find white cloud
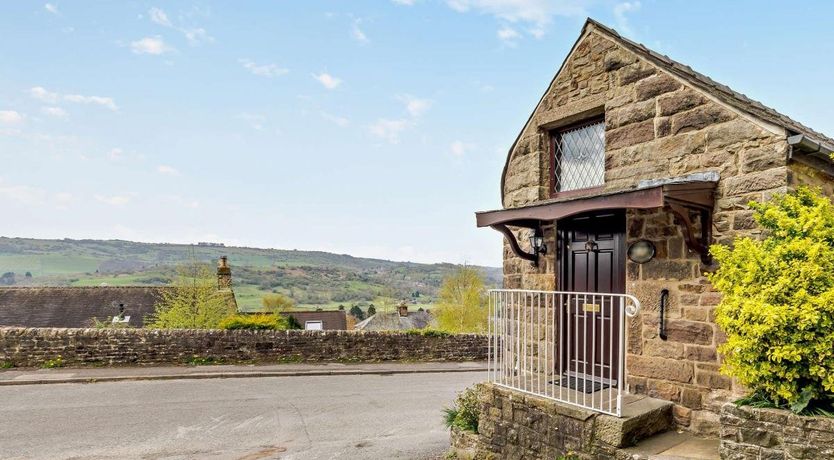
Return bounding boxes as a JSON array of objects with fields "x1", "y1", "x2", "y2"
[
  {"x1": 183, "y1": 28, "x2": 213, "y2": 45},
  {"x1": 450, "y1": 140, "x2": 475, "y2": 157},
  {"x1": 236, "y1": 113, "x2": 266, "y2": 131},
  {"x1": 0, "y1": 179, "x2": 73, "y2": 209},
  {"x1": 445, "y1": 0, "x2": 587, "y2": 39},
  {"x1": 312, "y1": 73, "x2": 342, "y2": 90},
  {"x1": 321, "y1": 112, "x2": 350, "y2": 127},
  {"x1": 369, "y1": 118, "x2": 410, "y2": 144},
  {"x1": 63, "y1": 93, "x2": 118, "y2": 111},
  {"x1": 107, "y1": 148, "x2": 124, "y2": 161},
  {"x1": 29, "y1": 86, "x2": 59, "y2": 103},
  {"x1": 392, "y1": 0, "x2": 416, "y2": 4},
  {"x1": 149, "y1": 7, "x2": 172, "y2": 27},
  {"x1": 0, "y1": 111, "x2": 24, "y2": 124},
  {"x1": 42, "y1": 107, "x2": 67, "y2": 118},
  {"x1": 398, "y1": 94, "x2": 432, "y2": 117},
  {"x1": 29, "y1": 86, "x2": 117, "y2": 111},
  {"x1": 497, "y1": 26, "x2": 521, "y2": 43},
  {"x1": 147, "y1": 7, "x2": 214, "y2": 45},
  {"x1": 613, "y1": 1, "x2": 641, "y2": 37},
  {"x1": 157, "y1": 165, "x2": 180, "y2": 176},
  {"x1": 95, "y1": 194, "x2": 132, "y2": 206},
  {"x1": 44, "y1": 3, "x2": 58, "y2": 14},
  {"x1": 239, "y1": 59, "x2": 289, "y2": 78},
  {"x1": 131, "y1": 36, "x2": 172, "y2": 55},
  {"x1": 351, "y1": 20, "x2": 369, "y2": 44}
]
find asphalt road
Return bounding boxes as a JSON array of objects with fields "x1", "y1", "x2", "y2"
[{"x1": 0, "y1": 370, "x2": 485, "y2": 460}]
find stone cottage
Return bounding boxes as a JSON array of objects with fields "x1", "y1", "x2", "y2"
[{"x1": 472, "y1": 18, "x2": 834, "y2": 452}]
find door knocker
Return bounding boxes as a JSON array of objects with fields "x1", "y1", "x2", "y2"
[{"x1": 585, "y1": 240, "x2": 598, "y2": 252}]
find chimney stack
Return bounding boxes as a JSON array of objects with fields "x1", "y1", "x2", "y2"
[
  {"x1": 397, "y1": 301, "x2": 408, "y2": 317},
  {"x1": 217, "y1": 256, "x2": 232, "y2": 289}
]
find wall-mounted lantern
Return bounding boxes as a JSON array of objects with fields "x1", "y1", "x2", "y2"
[
  {"x1": 627, "y1": 240, "x2": 656, "y2": 264},
  {"x1": 529, "y1": 230, "x2": 547, "y2": 257}
]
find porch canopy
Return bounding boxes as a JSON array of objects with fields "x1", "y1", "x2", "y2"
[{"x1": 475, "y1": 173, "x2": 718, "y2": 263}]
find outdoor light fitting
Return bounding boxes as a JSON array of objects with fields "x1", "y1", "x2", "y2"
[{"x1": 529, "y1": 231, "x2": 547, "y2": 256}]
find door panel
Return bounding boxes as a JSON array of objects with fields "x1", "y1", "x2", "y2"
[{"x1": 557, "y1": 211, "x2": 625, "y2": 387}]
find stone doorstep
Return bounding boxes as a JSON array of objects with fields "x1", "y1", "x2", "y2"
[
  {"x1": 595, "y1": 394, "x2": 675, "y2": 448},
  {"x1": 622, "y1": 430, "x2": 720, "y2": 460}
]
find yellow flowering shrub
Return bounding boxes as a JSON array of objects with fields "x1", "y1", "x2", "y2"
[{"x1": 709, "y1": 187, "x2": 834, "y2": 412}]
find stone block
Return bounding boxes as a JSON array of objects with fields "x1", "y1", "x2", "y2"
[
  {"x1": 670, "y1": 104, "x2": 735, "y2": 135},
  {"x1": 635, "y1": 74, "x2": 681, "y2": 101},
  {"x1": 607, "y1": 99, "x2": 656, "y2": 129},
  {"x1": 617, "y1": 62, "x2": 655, "y2": 86},
  {"x1": 628, "y1": 355, "x2": 694, "y2": 383},
  {"x1": 724, "y1": 167, "x2": 787, "y2": 196},
  {"x1": 663, "y1": 319, "x2": 714, "y2": 345},
  {"x1": 741, "y1": 145, "x2": 785, "y2": 174},
  {"x1": 657, "y1": 89, "x2": 707, "y2": 116},
  {"x1": 641, "y1": 259, "x2": 695, "y2": 280},
  {"x1": 606, "y1": 119, "x2": 655, "y2": 150},
  {"x1": 643, "y1": 339, "x2": 685, "y2": 359},
  {"x1": 685, "y1": 344, "x2": 718, "y2": 362}
]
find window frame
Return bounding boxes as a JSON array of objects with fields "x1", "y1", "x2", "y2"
[
  {"x1": 549, "y1": 116, "x2": 606, "y2": 198},
  {"x1": 305, "y1": 320, "x2": 323, "y2": 330}
]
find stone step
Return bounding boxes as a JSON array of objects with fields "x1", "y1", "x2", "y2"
[
  {"x1": 621, "y1": 430, "x2": 719, "y2": 459},
  {"x1": 596, "y1": 394, "x2": 675, "y2": 448}
]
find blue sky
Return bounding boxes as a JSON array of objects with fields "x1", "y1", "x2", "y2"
[{"x1": 1, "y1": 1, "x2": 832, "y2": 267}]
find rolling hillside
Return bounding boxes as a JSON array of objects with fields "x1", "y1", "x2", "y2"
[{"x1": 0, "y1": 237, "x2": 502, "y2": 311}]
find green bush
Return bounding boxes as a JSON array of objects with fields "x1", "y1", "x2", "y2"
[
  {"x1": 219, "y1": 314, "x2": 288, "y2": 330},
  {"x1": 709, "y1": 187, "x2": 834, "y2": 414},
  {"x1": 41, "y1": 356, "x2": 64, "y2": 369},
  {"x1": 404, "y1": 328, "x2": 451, "y2": 337},
  {"x1": 442, "y1": 385, "x2": 480, "y2": 432}
]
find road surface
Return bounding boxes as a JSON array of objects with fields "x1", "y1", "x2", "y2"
[{"x1": 0, "y1": 369, "x2": 484, "y2": 459}]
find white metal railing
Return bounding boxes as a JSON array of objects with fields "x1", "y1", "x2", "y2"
[{"x1": 487, "y1": 289, "x2": 641, "y2": 417}]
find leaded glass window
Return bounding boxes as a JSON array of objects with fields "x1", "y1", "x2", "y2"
[{"x1": 552, "y1": 120, "x2": 605, "y2": 193}]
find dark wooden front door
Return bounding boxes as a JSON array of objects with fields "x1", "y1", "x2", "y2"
[{"x1": 557, "y1": 210, "x2": 626, "y2": 387}]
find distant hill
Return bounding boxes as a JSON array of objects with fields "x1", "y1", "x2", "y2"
[{"x1": 0, "y1": 237, "x2": 503, "y2": 311}]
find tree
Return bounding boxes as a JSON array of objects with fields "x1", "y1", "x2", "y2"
[
  {"x1": 0, "y1": 272, "x2": 14, "y2": 286},
  {"x1": 146, "y1": 263, "x2": 235, "y2": 329},
  {"x1": 24, "y1": 271, "x2": 32, "y2": 278},
  {"x1": 434, "y1": 267, "x2": 487, "y2": 333},
  {"x1": 709, "y1": 187, "x2": 834, "y2": 413},
  {"x1": 367, "y1": 305, "x2": 377, "y2": 316},
  {"x1": 349, "y1": 305, "x2": 365, "y2": 321},
  {"x1": 262, "y1": 293, "x2": 295, "y2": 313}
]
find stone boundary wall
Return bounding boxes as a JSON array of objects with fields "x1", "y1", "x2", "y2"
[
  {"x1": 463, "y1": 383, "x2": 671, "y2": 459},
  {"x1": 0, "y1": 327, "x2": 487, "y2": 367},
  {"x1": 720, "y1": 403, "x2": 834, "y2": 459}
]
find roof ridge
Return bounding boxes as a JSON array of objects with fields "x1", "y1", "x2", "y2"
[{"x1": 584, "y1": 18, "x2": 834, "y2": 149}]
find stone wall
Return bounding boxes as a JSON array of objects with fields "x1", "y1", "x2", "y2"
[
  {"x1": 720, "y1": 403, "x2": 834, "y2": 459},
  {"x1": 497, "y1": 25, "x2": 794, "y2": 434},
  {"x1": 457, "y1": 383, "x2": 671, "y2": 460},
  {"x1": 0, "y1": 327, "x2": 487, "y2": 367}
]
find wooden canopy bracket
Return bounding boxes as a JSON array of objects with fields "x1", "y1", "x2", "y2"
[
  {"x1": 490, "y1": 224, "x2": 538, "y2": 265},
  {"x1": 668, "y1": 202, "x2": 713, "y2": 264}
]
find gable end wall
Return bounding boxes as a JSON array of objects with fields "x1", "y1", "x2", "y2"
[{"x1": 499, "y1": 29, "x2": 794, "y2": 435}]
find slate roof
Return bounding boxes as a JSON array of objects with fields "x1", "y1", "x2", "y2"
[
  {"x1": 0, "y1": 286, "x2": 171, "y2": 328},
  {"x1": 354, "y1": 310, "x2": 435, "y2": 331}
]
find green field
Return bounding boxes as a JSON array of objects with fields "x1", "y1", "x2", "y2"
[{"x1": 0, "y1": 237, "x2": 500, "y2": 311}]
